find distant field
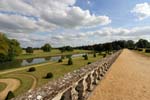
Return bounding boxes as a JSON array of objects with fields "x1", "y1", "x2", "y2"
[
  {"x1": 0, "y1": 53, "x2": 103, "y2": 97},
  {"x1": 16, "y1": 49, "x2": 92, "y2": 60}
]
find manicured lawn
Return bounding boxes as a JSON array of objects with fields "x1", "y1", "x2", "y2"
[
  {"x1": 0, "y1": 53, "x2": 102, "y2": 96},
  {"x1": 1, "y1": 74, "x2": 34, "y2": 96},
  {"x1": 136, "y1": 49, "x2": 150, "y2": 56},
  {"x1": 0, "y1": 82, "x2": 7, "y2": 92},
  {"x1": 16, "y1": 49, "x2": 92, "y2": 60}
]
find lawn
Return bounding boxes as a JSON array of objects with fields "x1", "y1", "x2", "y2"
[
  {"x1": 0, "y1": 53, "x2": 103, "y2": 96},
  {"x1": 136, "y1": 49, "x2": 150, "y2": 56},
  {"x1": 16, "y1": 49, "x2": 92, "y2": 60},
  {"x1": 0, "y1": 82, "x2": 7, "y2": 92}
]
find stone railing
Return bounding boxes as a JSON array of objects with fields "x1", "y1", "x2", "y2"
[{"x1": 13, "y1": 50, "x2": 122, "y2": 100}]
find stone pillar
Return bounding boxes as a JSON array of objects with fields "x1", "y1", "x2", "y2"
[
  {"x1": 92, "y1": 70, "x2": 98, "y2": 85},
  {"x1": 60, "y1": 88, "x2": 72, "y2": 100},
  {"x1": 85, "y1": 74, "x2": 92, "y2": 92},
  {"x1": 75, "y1": 79, "x2": 84, "y2": 100}
]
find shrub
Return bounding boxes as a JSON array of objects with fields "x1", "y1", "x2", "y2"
[
  {"x1": 87, "y1": 62, "x2": 91, "y2": 65},
  {"x1": 58, "y1": 58, "x2": 63, "y2": 62},
  {"x1": 61, "y1": 55, "x2": 65, "y2": 59},
  {"x1": 45, "y1": 72, "x2": 53, "y2": 78},
  {"x1": 93, "y1": 53, "x2": 96, "y2": 57},
  {"x1": 26, "y1": 47, "x2": 33, "y2": 54},
  {"x1": 103, "y1": 54, "x2": 106, "y2": 58},
  {"x1": 137, "y1": 48, "x2": 143, "y2": 51},
  {"x1": 28, "y1": 67, "x2": 36, "y2": 72},
  {"x1": 68, "y1": 57, "x2": 73, "y2": 65},
  {"x1": 5, "y1": 91, "x2": 15, "y2": 100},
  {"x1": 145, "y1": 49, "x2": 150, "y2": 53},
  {"x1": 84, "y1": 54, "x2": 88, "y2": 60}
]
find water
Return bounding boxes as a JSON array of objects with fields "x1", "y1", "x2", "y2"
[{"x1": 0, "y1": 53, "x2": 85, "y2": 71}]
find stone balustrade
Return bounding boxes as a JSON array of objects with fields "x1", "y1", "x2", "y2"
[{"x1": 12, "y1": 50, "x2": 122, "y2": 100}]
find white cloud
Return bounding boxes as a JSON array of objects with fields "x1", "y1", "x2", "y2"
[
  {"x1": 6, "y1": 26, "x2": 150, "y2": 47},
  {"x1": 131, "y1": 2, "x2": 150, "y2": 20},
  {"x1": 0, "y1": 0, "x2": 111, "y2": 34}
]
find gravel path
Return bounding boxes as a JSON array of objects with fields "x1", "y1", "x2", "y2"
[
  {"x1": 0, "y1": 78, "x2": 20, "y2": 100},
  {"x1": 88, "y1": 49, "x2": 150, "y2": 100}
]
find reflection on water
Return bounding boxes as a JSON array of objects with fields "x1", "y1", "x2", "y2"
[{"x1": 0, "y1": 53, "x2": 85, "y2": 71}]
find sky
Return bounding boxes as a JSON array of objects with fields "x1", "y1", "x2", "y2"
[{"x1": 0, "y1": 0, "x2": 150, "y2": 47}]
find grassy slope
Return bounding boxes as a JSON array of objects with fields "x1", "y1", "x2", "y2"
[
  {"x1": 0, "y1": 54, "x2": 102, "y2": 96},
  {"x1": 0, "y1": 82, "x2": 7, "y2": 92},
  {"x1": 16, "y1": 49, "x2": 92, "y2": 60}
]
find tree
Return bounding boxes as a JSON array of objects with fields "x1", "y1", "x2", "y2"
[
  {"x1": 26, "y1": 47, "x2": 33, "y2": 54},
  {"x1": 59, "y1": 46, "x2": 73, "y2": 53},
  {"x1": 41, "y1": 43, "x2": 51, "y2": 52},
  {"x1": 136, "y1": 39, "x2": 149, "y2": 48},
  {"x1": 126, "y1": 40, "x2": 135, "y2": 49},
  {"x1": 0, "y1": 33, "x2": 22, "y2": 62}
]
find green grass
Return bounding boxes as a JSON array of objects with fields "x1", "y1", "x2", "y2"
[
  {"x1": 16, "y1": 49, "x2": 92, "y2": 60},
  {"x1": 1, "y1": 74, "x2": 34, "y2": 96},
  {"x1": 135, "y1": 49, "x2": 150, "y2": 56},
  {"x1": 0, "y1": 53, "x2": 102, "y2": 96},
  {"x1": 0, "y1": 82, "x2": 7, "y2": 92}
]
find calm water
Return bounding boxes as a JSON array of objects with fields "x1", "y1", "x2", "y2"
[{"x1": 0, "y1": 53, "x2": 85, "y2": 71}]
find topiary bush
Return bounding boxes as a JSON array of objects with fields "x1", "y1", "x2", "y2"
[
  {"x1": 137, "y1": 48, "x2": 143, "y2": 51},
  {"x1": 5, "y1": 91, "x2": 15, "y2": 100},
  {"x1": 87, "y1": 62, "x2": 91, "y2": 65},
  {"x1": 58, "y1": 58, "x2": 63, "y2": 63},
  {"x1": 103, "y1": 54, "x2": 106, "y2": 58},
  {"x1": 84, "y1": 54, "x2": 88, "y2": 60},
  {"x1": 45, "y1": 72, "x2": 53, "y2": 79},
  {"x1": 28, "y1": 67, "x2": 36, "y2": 72},
  {"x1": 68, "y1": 57, "x2": 73, "y2": 65},
  {"x1": 145, "y1": 49, "x2": 150, "y2": 53},
  {"x1": 93, "y1": 52, "x2": 96, "y2": 57}
]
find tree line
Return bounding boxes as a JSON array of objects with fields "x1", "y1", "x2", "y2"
[
  {"x1": 1, "y1": 32, "x2": 150, "y2": 63},
  {"x1": 75, "y1": 39, "x2": 150, "y2": 52}
]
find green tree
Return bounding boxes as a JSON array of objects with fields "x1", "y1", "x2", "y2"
[
  {"x1": 136, "y1": 39, "x2": 149, "y2": 48},
  {"x1": 126, "y1": 40, "x2": 135, "y2": 49},
  {"x1": 26, "y1": 47, "x2": 33, "y2": 54},
  {"x1": 41, "y1": 43, "x2": 51, "y2": 52},
  {"x1": 0, "y1": 33, "x2": 22, "y2": 62}
]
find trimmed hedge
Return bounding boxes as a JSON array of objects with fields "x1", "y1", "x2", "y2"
[
  {"x1": 68, "y1": 58, "x2": 73, "y2": 65},
  {"x1": 87, "y1": 62, "x2": 91, "y2": 65},
  {"x1": 103, "y1": 54, "x2": 106, "y2": 58},
  {"x1": 5, "y1": 91, "x2": 15, "y2": 100},
  {"x1": 45, "y1": 72, "x2": 53, "y2": 79},
  {"x1": 83, "y1": 54, "x2": 88, "y2": 60},
  {"x1": 93, "y1": 53, "x2": 96, "y2": 57},
  {"x1": 58, "y1": 58, "x2": 63, "y2": 63},
  {"x1": 145, "y1": 49, "x2": 150, "y2": 53},
  {"x1": 137, "y1": 48, "x2": 143, "y2": 51},
  {"x1": 28, "y1": 67, "x2": 36, "y2": 72}
]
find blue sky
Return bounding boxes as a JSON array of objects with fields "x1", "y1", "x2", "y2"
[
  {"x1": 0, "y1": 0, "x2": 150, "y2": 47},
  {"x1": 76, "y1": 0, "x2": 150, "y2": 28}
]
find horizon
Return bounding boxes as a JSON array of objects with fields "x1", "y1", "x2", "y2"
[{"x1": 0, "y1": 0, "x2": 150, "y2": 47}]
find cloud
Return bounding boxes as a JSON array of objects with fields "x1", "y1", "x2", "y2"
[
  {"x1": 0, "y1": 0, "x2": 111, "y2": 34},
  {"x1": 6, "y1": 26, "x2": 150, "y2": 47},
  {"x1": 131, "y1": 2, "x2": 150, "y2": 20}
]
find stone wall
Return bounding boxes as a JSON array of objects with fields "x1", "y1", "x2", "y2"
[{"x1": 12, "y1": 50, "x2": 122, "y2": 100}]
